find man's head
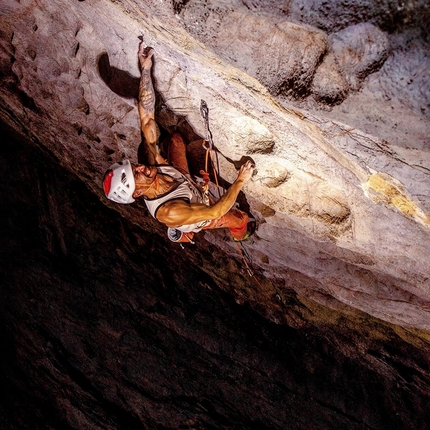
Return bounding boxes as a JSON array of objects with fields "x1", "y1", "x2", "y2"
[
  {"x1": 131, "y1": 165, "x2": 158, "y2": 198},
  {"x1": 103, "y1": 160, "x2": 135, "y2": 204},
  {"x1": 103, "y1": 161, "x2": 158, "y2": 203}
]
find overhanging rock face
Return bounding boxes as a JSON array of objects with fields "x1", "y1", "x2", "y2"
[{"x1": 1, "y1": 0, "x2": 429, "y2": 333}]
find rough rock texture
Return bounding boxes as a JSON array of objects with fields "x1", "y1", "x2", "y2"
[
  {"x1": 286, "y1": 0, "x2": 430, "y2": 34},
  {"x1": 0, "y1": 0, "x2": 430, "y2": 428},
  {"x1": 329, "y1": 22, "x2": 390, "y2": 92},
  {"x1": 194, "y1": 11, "x2": 328, "y2": 97},
  {"x1": 178, "y1": 0, "x2": 430, "y2": 149}
]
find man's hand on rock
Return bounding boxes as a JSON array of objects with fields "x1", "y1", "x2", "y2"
[
  {"x1": 237, "y1": 160, "x2": 255, "y2": 184},
  {"x1": 138, "y1": 42, "x2": 155, "y2": 70}
]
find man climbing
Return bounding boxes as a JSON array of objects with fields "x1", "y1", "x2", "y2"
[{"x1": 103, "y1": 42, "x2": 255, "y2": 242}]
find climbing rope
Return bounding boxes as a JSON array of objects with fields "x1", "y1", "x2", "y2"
[
  {"x1": 200, "y1": 100, "x2": 266, "y2": 288},
  {"x1": 198, "y1": 102, "x2": 290, "y2": 312}
]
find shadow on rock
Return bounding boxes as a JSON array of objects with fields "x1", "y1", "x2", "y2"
[{"x1": 97, "y1": 52, "x2": 140, "y2": 99}]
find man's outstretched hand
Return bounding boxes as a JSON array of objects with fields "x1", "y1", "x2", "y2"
[
  {"x1": 138, "y1": 42, "x2": 155, "y2": 70},
  {"x1": 236, "y1": 160, "x2": 255, "y2": 184}
]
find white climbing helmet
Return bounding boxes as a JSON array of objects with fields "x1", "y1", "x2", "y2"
[{"x1": 103, "y1": 160, "x2": 136, "y2": 204}]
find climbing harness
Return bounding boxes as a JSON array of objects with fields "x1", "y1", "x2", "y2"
[
  {"x1": 172, "y1": 100, "x2": 254, "y2": 253},
  {"x1": 167, "y1": 100, "x2": 221, "y2": 248}
]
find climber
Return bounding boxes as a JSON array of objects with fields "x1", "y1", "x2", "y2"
[{"x1": 103, "y1": 42, "x2": 255, "y2": 242}]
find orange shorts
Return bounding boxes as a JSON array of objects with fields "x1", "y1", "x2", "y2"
[{"x1": 203, "y1": 209, "x2": 248, "y2": 240}]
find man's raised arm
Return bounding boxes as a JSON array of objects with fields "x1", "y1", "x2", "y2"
[{"x1": 137, "y1": 44, "x2": 164, "y2": 165}]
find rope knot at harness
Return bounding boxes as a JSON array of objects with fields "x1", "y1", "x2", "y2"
[{"x1": 199, "y1": 169, "x2": 210, "y2": 193}]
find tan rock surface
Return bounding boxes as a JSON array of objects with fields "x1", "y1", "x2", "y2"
[{"x1": 0, "y1": 0, "x2": 429, "y2": 333}]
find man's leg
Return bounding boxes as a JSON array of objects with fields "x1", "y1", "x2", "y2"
[
  {"x1": 138, "y1": 43, "x2": 159, "y2": 165},
  {"x1": 168, "y1": 132, "x2": 190, "y2": 176},
  {"x1": 203, "y1": 209, "x2": 249, "y2": 240}
]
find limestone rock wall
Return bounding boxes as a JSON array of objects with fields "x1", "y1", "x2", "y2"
[{"x1": 1, "y1": 0, "x2": 429, "y2": 330}]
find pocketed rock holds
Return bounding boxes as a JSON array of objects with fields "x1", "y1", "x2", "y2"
[{"x1": 329, "y1": 22, "x2": 390, "y2": 91}]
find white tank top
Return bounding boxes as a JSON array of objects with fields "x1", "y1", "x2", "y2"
[{"x1": 143, "y1": 165, "x2": 210, "y2": 232}]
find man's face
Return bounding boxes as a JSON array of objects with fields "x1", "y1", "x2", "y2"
[{"x1": 132, "y1": 164, "x2": 157, "y2": 197}]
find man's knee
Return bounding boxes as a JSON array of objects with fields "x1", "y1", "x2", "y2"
[
  {"x1": 231, "y1": 209, "x2": 248, "y2": 223},
  {"x1": 168, "y1": 132, "x2": 187, "y2": 162}
]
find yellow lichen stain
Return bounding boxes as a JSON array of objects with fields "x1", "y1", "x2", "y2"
[{"x1": 365, "y1": 173, "x2": 430, "y2": 227}]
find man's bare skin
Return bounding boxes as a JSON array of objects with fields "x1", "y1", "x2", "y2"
[
  {"x1": 133, "y1": 42, "x2": 255, "y2": 229},
  {"x1": 137, "y1": 44, "x2": 163, "y2": 166},
  {"x1": 155, "y1": 161, "x2": 254, "y2": 228}
]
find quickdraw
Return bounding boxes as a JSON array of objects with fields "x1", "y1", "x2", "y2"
[{"x1": 200, "y1": 100, "x2": 221, "y2": 199}]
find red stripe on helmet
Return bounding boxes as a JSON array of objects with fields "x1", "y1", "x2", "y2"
[{"x1": 103, "y1": 170, "x2": 114, "y2": 196}]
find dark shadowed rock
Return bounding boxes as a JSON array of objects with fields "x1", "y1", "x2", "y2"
[
  {"x1": 2, "y1": 120, "x2": 430, "y2": 429},
  {"x1": 286, "y1": 0, "x2": 430, "y2": 35}
]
